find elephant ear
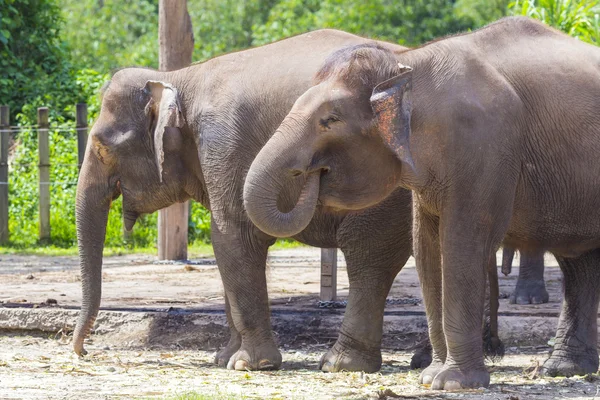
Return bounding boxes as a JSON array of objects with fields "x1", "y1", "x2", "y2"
[
  {"x1": 370, "y1": 65, "x2": 415, "y2": 172},
  {"x1": 144, "y1": 80, "x2": 184, "y2": 182}
]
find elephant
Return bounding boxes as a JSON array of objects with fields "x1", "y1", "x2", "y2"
[
  {"x1": 242, "y1": 17, "x2": 600, "y2": 389},
  {"x1": 502, "y1": 247, "x2": 549, "y2": 305},
  {"x1": 73, "y1": 29, "x2": 422, "y2": 373}
]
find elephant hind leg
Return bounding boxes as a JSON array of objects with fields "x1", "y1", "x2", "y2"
[
  {"x1": 542, "y1": 249, "x2": 600, "y2": 377},
  {"x1": 510, "y1": 250, "x2": 549, "y2": 305}
]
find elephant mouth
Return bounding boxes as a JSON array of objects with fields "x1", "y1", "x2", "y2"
[{"x1": 123, "y1": 209, "x2": 139, "y2": 231}]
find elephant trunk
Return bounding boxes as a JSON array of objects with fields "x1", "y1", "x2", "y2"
[
  {"x1": 244, "y1": 128, "x2": 320, "y2": 238},
  {"x1": 73, "y1": 148, "x2": 113, "y2": 356}
]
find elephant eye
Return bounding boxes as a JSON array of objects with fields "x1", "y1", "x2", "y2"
[{"x1": 319, "y1": 115, "x2": 341, "y2": 129}]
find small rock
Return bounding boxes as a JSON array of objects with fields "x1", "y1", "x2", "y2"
[
  {"x1": 45, "y1": 298, "x2": 58, "y2": 305},
  {"x1": 107, "y1": 367, "x2": 116, "y2": 372},
  {"x1": 102, "y1": 346, "x2": 111, "y2": 350},
  {"x1": 60, "y1": 293, "x2": 66, "y2": 296},
  {"x1": 25, "y1": 274, "x2": 34, "y2": 280}
]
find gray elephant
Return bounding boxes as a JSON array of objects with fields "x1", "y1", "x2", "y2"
[
  {"x1": 502, "y1": 248, "x2": 549, "y2": 305},
  {"x1": 73, "y1": 29, "x2": 418, "y2": 373},
  {"x1": 242, "y1": 17, "x2": 600, "y2": 389}
]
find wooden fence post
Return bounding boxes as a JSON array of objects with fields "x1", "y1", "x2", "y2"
[
  {"x1": 320, "y1": 248, "x2": 338, "y2": 301},
  {"x1": 37, "y1": 107, "x2": 50, "y2": 242},
  {"x1": 157, "y1": 0, "x2": 194, "y2": 260},
  {"x1": 76, "y1": 103, "x2": 88, "y2": 169},
  {"x1": 0, "y1": 106, "x2": 9, "y2": 244}
]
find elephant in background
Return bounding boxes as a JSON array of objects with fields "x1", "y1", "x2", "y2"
[
  {"x1": 242, "y1": 17, "x2": 600, "y2": 389},
  {"x1": 74, "y1": 29, "x2": 419, "y2": 373},
  {"x1": 502, "y1": 248, "x2": 549, "y2": 305}
]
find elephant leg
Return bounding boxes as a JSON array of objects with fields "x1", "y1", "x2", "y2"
[
  {"x1": 211, "y1": 219, "x2": 280, "y2": 371},
  {"x1": 428, "y1": 202, "x2": 511, "y2": 390},
  {"x1": 542, "y1": 249, "x2": 600, "y2": 377},
  {"x1": 410, "y1": 337, "x2": 433, "y2": 370},
  {"x1": 320, "y1": 191, "x2": 413, "y2": 373},
  {"x1": 510, "y1": 250, "x2": 549, "y2": 305},
  {"x1": 319, "y1": 263, "x2": 401, "y2": 373},
  {"x1": 413, "y1": 204, "x2": 447, "y2": 384},
  {"x1": 214, "y1": 294, "x2": 242, "y2": 367}
]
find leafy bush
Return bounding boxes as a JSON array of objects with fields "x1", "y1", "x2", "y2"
[
  {"x1": 509, "y1": 0, "x2": 600, "y2": 44},
  {"x1": 251, "y1": 0, "x2": 474, "y2": 47},
  {"x1": 0, "y1": 0, "x2": 71, "y2": 119}
]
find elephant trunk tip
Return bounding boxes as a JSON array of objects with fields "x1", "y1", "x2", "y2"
[
  {"x1": 73, "y1": 316, "x2": 96, "y2": 356},
  {"x1": 244, "y1": 172, "x2": 321, "y2": 238}
]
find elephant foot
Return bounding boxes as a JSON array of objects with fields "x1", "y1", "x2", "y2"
[
  {"x1": 410, "y1": 342, "x2": 433, "y2": 370},
  {"x1": 541, "y1": 351, "x2": 599, "y2": 377},
  {"x1": 510, "y1": 279, "x2": 549, "y2": 305},
  {"x1": 419, "y1": 361, "x2": 445, "y2": 385},
  {"x1": 430, "y1": 365, "x2": 490, "y2": 390},
  {"x1": 319, "y1": 337, "x2": 382, "y2": 373},
  {"x1": 226, "y1": 343, "x2": 282, "y2": 371},
  {"x1": 214, "y1": 336, "x2": 242, "y2": 367}
]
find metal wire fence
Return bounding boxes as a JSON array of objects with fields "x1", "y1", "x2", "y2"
[{"x1": 0, "y1": 105, "x2": 88, "y2": 244}]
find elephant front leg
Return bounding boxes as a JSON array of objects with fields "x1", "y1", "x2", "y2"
[
  {"x1": 214, "y1": 294, "x2": 242, "y2": 367},
  {"x1": 427, "y1": 198, "x2": 513, "y2": 390},
  {"x1": 212, "y1": 221, "x2": 281, "y2": 371},
  {"x1": 413, "y1": 206, "x2": 447, "y2": 384},
  {"x1": 319, "y1": 191, "x2": 413, "y2": 373},
  {"x1": 431, "y1": 234, "x2": 491, "y2": 389},
  {"x1": 510, "y1": 250, "x2": 549, "y2": 305},
  {"x1": 542, "y1": 250, "x2": 600, "y2": 377},
  {"x1": 319, "y1": 267, "x2": 403, "y2": 373}
]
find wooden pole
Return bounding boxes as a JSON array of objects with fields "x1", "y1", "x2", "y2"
[
  {"x1": 76, "y1": 103, "x2": 88, "y2": 169},
  {"x1": 320, "y1": 248, "x2": 338, "y2": 301},
  {"x1": 0, "y1": 106, "x2": 9, "y2": 244},
  {"x1": 37, "y1": 107, "x2": 50, "y2": 242},
  {"x1": 157, "y1": 0, "x2": 194, "y2": 260}
]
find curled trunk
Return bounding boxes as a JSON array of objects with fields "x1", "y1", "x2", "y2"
[
  {"x1": 73, "y1": 151, "x2": 113, "y2": 356},
  {"x1": 244, "y1": 129, "x2": 320, "y2": 238}
]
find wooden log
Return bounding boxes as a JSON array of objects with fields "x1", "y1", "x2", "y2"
[
  {"x1": 320, "y1": 248, "x2": 338, "y2": 301},
  {"x1": 75, "y1": 103, "x2": 88, "y2": 169},
  {"x1": 37, "y1": 107, "x2": 50, "y2": 242},
  {"x1": 157, "y1": 0, "x2": 194, "y2": 260},
  {"x1": 0, "y1": 106, "x2": 9, "y2": 243}
]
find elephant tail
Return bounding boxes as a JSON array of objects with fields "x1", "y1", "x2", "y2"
[
  {"x1": 483, "y1": 304, "x2": 505, "y2": 361},
  {"x1": 483, "y1": 251, "x2": 505, "y2": 361}
]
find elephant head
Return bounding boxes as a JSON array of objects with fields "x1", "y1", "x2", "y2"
[
  {"x1": 243, "y1": 44, "x2": 413, "y2": 238},
  {"x1": 73, "y1": 68, "x2": 203, "y2": 355}
]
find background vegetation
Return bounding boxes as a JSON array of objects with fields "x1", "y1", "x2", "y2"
[{"x1": 0, "y1": 0, "x2": 598, "y2": 251}]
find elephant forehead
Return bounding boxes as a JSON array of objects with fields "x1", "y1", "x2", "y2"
[{"x1": 295, "y1": 83, "x2": 353, "y2": 112}]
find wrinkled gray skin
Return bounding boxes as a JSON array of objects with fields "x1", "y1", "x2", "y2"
[
  {"x1": 502, "y1": 248, "x2": 549, "y2": 305},
  {"x1": 244, "y1": 17, "x2": 600, "y2": 389},
  {"x1": 74, "y1": 29, "x2": 418, "y2": 373}
]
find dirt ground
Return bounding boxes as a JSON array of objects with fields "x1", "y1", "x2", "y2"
[
  {"x1": 0, "y1": 334, "x2": 598, "y2": 400},
  {"x1": 0, "y1": 247, "x2": 596, "y2": 399},
  {"x1": 0, "y1": 248, "x2": 564, "y2": 314}
]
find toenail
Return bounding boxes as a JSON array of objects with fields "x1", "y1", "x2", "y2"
[
  {"x1": 444, "y1": 380, "x2": 462, "y2": 390},
  {"x1": 234, "y1": 360, "x2": 249, "y2": 370}
]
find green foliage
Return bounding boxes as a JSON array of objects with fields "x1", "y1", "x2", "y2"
[
  {"x1": 0, "y1": 0, "x2": 71, "y2": 118},
  {"x1": 509, "y1": 0, "x2": 600, "y2": 44},
  {"x1": 455, "y1": 0, "x2": 510, "y2": 28},
  {"x1": 252, "y1": 0, "x2": 475, "y2": 47},
  {"x1": 60, "y1": 0, "x2": 158, "y2": 71},
  {"x1": 188, "y1": 0, "x2": 278, "y2": 61},
  {"x1": 7, "y1": 68, "x2": 108, "y2": 247}
]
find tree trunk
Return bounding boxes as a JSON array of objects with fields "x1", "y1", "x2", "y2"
[{"x1": 157, "y1": 0, "x2": 194, "y2": 260}]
